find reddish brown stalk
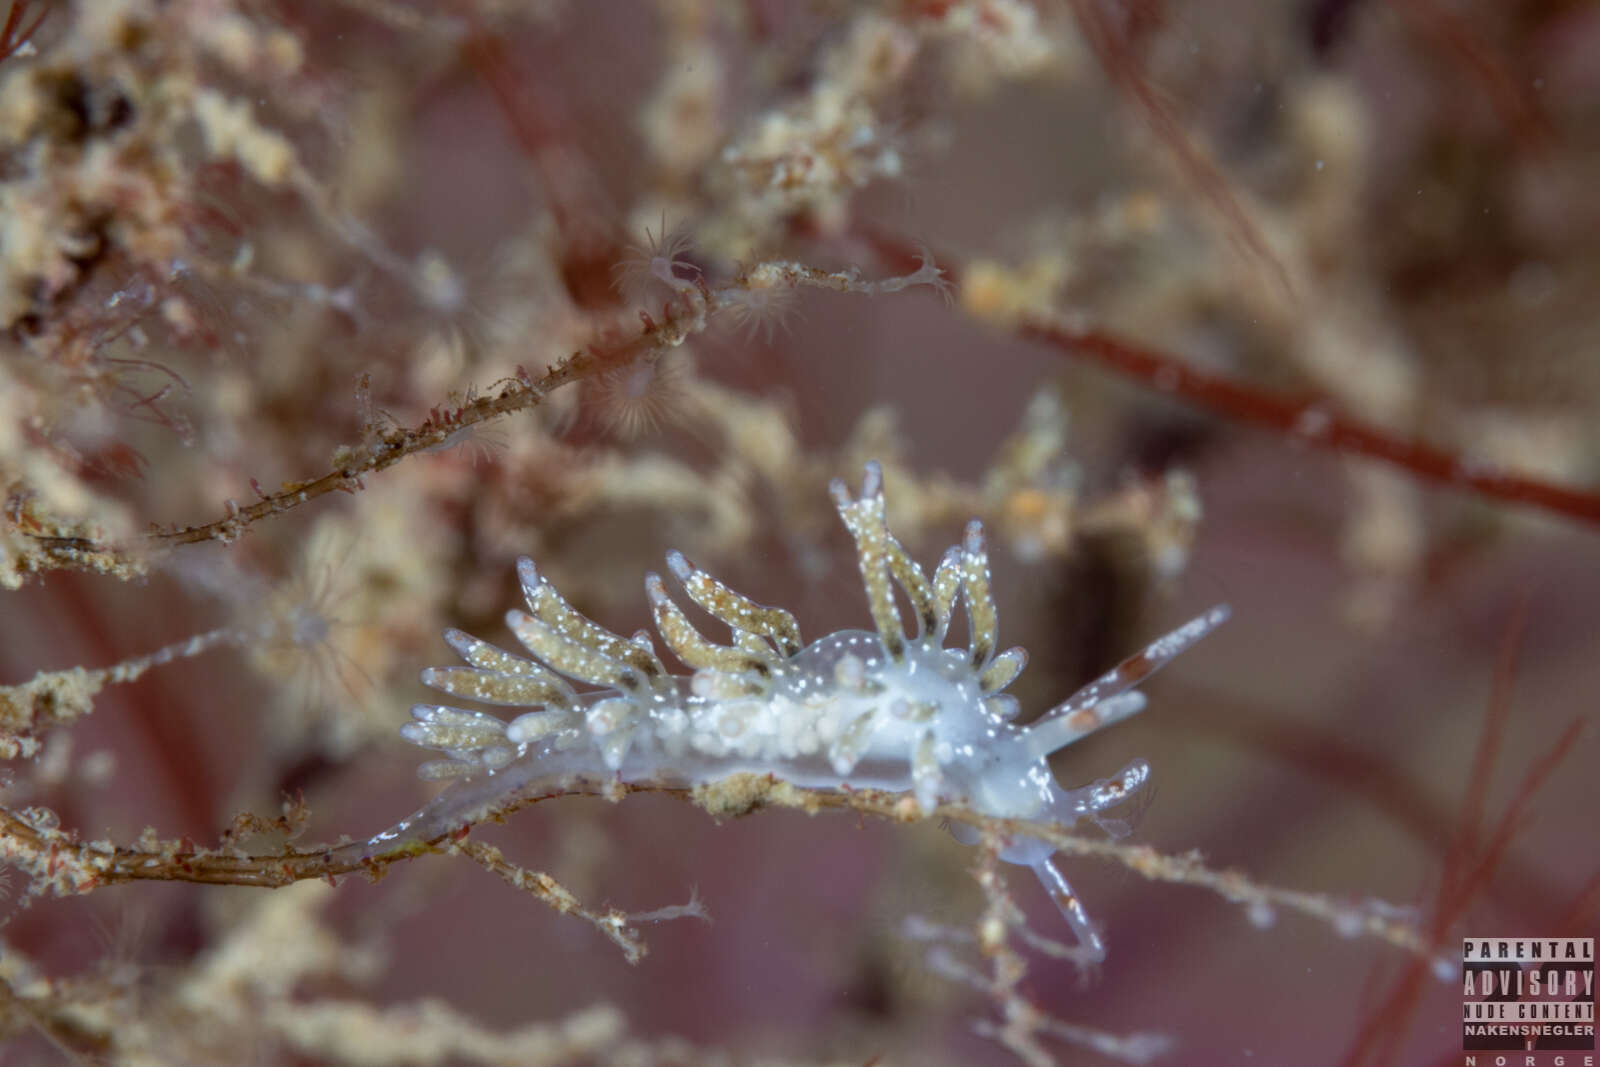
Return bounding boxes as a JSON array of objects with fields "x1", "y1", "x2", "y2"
[
  {"x1": 1350, "y1": 717, "x2": 1586, "y2": 1067},
  {"x1": 849, "y1": 223, "x2": 1600, "y2": 531},
  {"x1": 19, "y1": 345, "x2": 597, "y2": 568},
  {"x1": 17, "y1": 255, "x2": 937, "y2": 573},
  {"x1": 457, "y1": 9, "x2": 620, "y2": 307},
  {"x1": 1440, "y1": 717, "x2": 1584, "y2": 925},
  {"x1": 1434, "y1": 602, "x2": 1527, "y2": 910},
  {"x1": 1023, "y1": 318, "x2": 1600, "y2": 527},
  {"x1": 1, "y1": 774, "x2": 1439, "y2": 964},
  {"x1": 1553, "y1": 868, "x2": 1600, "y2": 939},
  {"x1": 1338, "y1": 607, "x2": 1587, "y2": 1067},
  {"x1": 1064, "y1": 0, "x2": 1293, "y2": 297},
  {"x1": 0, "y1": 1, "x2": 46, "y2": 64},
  {"x1": 1397, "y1": 0, "x2": 1553, "y2": 154}
]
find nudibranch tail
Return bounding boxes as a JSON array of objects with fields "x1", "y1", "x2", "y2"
[
  {"x1": 386, "y1": 460, "x2": 1229, "y2": 960},
  {"x1": 1033, "y1": 854, "x2": 1107, "y2": 965}
]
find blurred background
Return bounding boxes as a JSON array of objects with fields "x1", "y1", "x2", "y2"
[{"x1": 0, "y1": 1, "x2": 1596, "y2": 1063}]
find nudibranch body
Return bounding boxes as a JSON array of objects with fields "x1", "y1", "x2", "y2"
[{"x1": 388, "y1": 462, "x2": 1227, "y2": 960}]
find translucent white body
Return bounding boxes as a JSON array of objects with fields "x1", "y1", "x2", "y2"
[{"x1": 377, "y1": 463, "x2": 1227, "y2": 961}]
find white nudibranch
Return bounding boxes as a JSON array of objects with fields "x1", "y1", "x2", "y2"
[{"x1": 387, "y1": 462, "x2": 1228, "y2": 962}]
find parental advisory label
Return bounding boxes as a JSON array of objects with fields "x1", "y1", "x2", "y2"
[{"x1": 1463, "y1": 939, "x2": 1595, "y2": 1053}]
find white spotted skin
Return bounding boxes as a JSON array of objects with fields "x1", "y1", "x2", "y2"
[
  {"x1": 381, "y1": 627, "x2": 1136, "y2": 862},
  {"x1": 775, "y1": 630, "x2": 1057, "y2": 822},
  {"x1": 374, "y1": 462, "x2": 1225, "y2": 957}
]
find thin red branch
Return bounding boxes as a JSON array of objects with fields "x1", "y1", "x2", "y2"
[
  {"x1": 1553, "y1": 867, "x2": 1600, "y2": 938},
  {"x1": 1064, "y1": 0, "x2": 1293, "y2": 297},
  {"x1": 1441, "y1": 717, "x2": 1585, "y2": 924},
  {"x1": 2, "y1": 773, "x2": 1440, "y2": 966},
  {"x1": 1338, "y1": 605, "x2": 1586, "y2": 1067},
  {"x1": 457, "y1": 6, "x2": 620, "y2": 306},
  {"x1": 1398, "y1": 0, "x2": 1553, "y2": 154},
  {"x1": 851, "y1": 224, "x2": 1600, "y2": 533},
  {"x1": 1021, "y1": 318, "x2": 1600, "y2": 528},
  {"x1": 0, "y1": 1, "x2": 47, "y2": 64},
  {"x1": 1437, "y1": 601, "x2": 1527, "y2": 910}
]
